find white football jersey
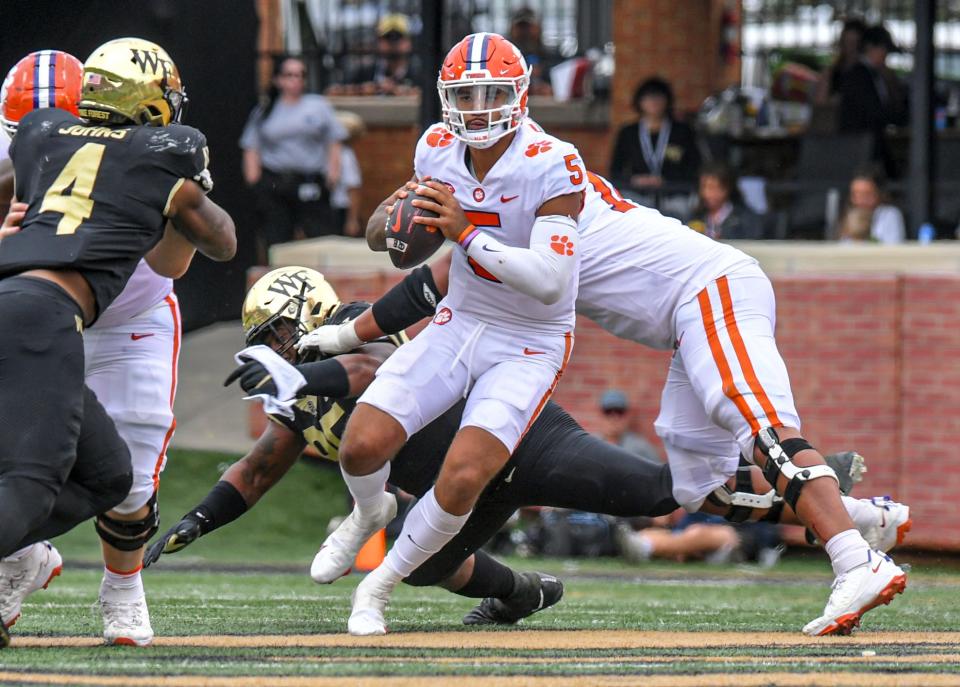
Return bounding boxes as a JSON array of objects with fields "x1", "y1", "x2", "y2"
[
  {"x1": 576, "y1": 173, "x2": 757, "y2": 349},
  {"x1": 414, "y1": 120, "x2": 586, "y2": 334},
  {"x1": 94, "y1": 259, "x2": 173, "y2": 329}
]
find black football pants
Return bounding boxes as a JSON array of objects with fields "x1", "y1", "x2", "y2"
[
  {"x1": 398, "y1": 401, "x2": 679, "y2": 587},
  {"x1": 0, "y1": 277, "x2": 132, "y2": 558}
]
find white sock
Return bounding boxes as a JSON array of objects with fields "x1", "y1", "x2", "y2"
[
  {"x1": 382, "y1": 488, "x2": 470, "y2": 578},
  {"x1": 341, "y1": 462, "x2": 391, "y2": 517},
  {"x1": 101, "y1": 566, "x2": 145, "y2": 603},
  {"x1": 841, "y1": 495, "x2": 882, "y2": 531},
  {"x1": 824, "y1": 528, "x2": 872, "y2": 577}
]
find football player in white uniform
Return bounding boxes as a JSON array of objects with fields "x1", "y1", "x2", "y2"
[
  {"x1": 0, "y1": 45, "x2": 215, "y2": 647},
  {"x1": 309, "y1": 33, "x2": 586, "y2": 636},
  {"x1": 310, "y1": 171, "x2": 910, "y2": 636}
]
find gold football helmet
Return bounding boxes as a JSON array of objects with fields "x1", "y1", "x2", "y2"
[
  {"x1": 242, "y1": 267, "x2": 341, "y2": 358},
  {"x1": 78, "y1": 37, "x2": 186, "y2": 126}
]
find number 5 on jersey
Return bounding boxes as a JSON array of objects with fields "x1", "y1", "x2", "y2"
[{"x1": 39, "y1": 142, "x2": 106, "y2": 235}]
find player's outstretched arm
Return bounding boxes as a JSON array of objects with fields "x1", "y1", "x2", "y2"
[
  {"x1": 143, "y1": 422, "x2": 305, "y2": 567},
  {"x1": 297, "y1": 256, "x2": 452, "y2": 355},
  {"x1": 166, "y1": 180, "x2": 237, "y2": 262},
  {"x1": 365, "y1": 175, "x2": 418, "y2": 251},
  {"x1": 225, "y1": 346, "x2": 393, "y2": 399},
  {"x1": 145, "y1": 221, "x2": 198, "y2": 278}
]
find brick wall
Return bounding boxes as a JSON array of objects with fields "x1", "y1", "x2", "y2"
[{"x1": 254, "y1": 268, "x2": 960, "y2": 551}]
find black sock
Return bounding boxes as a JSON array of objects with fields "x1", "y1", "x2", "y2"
[{"x1": 453, "y1": 550, "x2": 517, "y2": 599}]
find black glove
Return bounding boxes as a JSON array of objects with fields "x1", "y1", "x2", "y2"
[
  {"x1": 142, "y1": 516, "x2": 203, "y2": 568},
  {"x1": 224, "y1": 359, "x2": 277, "y2": 396}
]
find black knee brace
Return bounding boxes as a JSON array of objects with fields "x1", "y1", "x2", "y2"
[
  {"x1": 707, "y1": 457, "x2": 781, "y2": 523},
  {"x1": 755, "y1": 427, "x2": 838, "y2": 510},
  {"x1": 95, "y1": 492, "x2": 160, "y2": 551}
]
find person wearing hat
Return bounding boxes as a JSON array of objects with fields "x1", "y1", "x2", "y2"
[
  {"x1": 344, "y1": 14, "x2": 422, "y2": 96},
  {"x1": 598, "y1": 390, "x2": 660, "y2": 463},
  {"x1": 837, "y1": 24, "x2": 907, "y2": 177},
  {"x1": 509, "y1": 7, "x2": 556, "y2": 96}
]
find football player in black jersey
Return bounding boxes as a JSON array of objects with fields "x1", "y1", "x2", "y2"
[
  {"x1": 0, "y1": 38, "x2": 235, "y2": 644},
  {"x1": 144, "y1": 268, "x2": 878, "y2": 628}
]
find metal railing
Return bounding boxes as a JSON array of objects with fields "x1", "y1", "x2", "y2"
[{"x1": 281, "y1": 0, "x2": 611, "y2": 92}]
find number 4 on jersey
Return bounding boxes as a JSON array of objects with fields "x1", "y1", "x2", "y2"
[{"x1": 39, "y1": 142, "x2": 106, "y2": 235}]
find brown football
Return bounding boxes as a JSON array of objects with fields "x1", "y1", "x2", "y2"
[{"x1": 386, "y1": 190, "x2": 445, "y2": 269}]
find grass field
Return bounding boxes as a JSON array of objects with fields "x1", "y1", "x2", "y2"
[{"x1": 3, "y1": 449, "x2": 960, "y2": 686}]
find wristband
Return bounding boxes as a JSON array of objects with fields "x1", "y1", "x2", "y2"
[
  {"x1": 193, "y1": 481, "x2": 248, "y2": 534},
  {"x1": 371, "y1": 265, "x2": 440, "y2": 335},
  {"x1": 457, "y1": 224, "x2": 480, "y2": 249},
  {"x1": 295, "y1": 357, "x2": 351, "y2": 398}
]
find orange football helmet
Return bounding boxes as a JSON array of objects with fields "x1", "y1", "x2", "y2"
[
  {"x1": 437, "y1": 33, "x2": 530, "y2": 148},
  {"x1": 1, "y1": 50, "x2": 83, "y2": 139}
]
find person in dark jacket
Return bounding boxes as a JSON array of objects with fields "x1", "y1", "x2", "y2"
[
  {"x1": 610, "y1": 77, "x2": 701, "y2": 203},
  {"x1": 688, "y1": 163, "x2": 764, "y2": 240}
]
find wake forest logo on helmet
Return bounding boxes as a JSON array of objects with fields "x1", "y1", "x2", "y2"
[
  {"x1": 129, "y1": 48, "x2": 174, "y2": 79},
  {"x1": 267, "y1": 269, "x2": 315, "y2": 298}
]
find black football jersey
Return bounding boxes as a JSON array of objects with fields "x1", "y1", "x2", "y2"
[
  {"x1": 1, "y1": 108, "x2": 207, "y2": 322},
  {"x1": 269, "y1": 302, "x2": 408, "y2": 462}
]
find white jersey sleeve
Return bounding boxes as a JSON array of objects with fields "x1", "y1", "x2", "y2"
[{"x1": 411, "y1": 121, "x2": 581, "y2": 334}]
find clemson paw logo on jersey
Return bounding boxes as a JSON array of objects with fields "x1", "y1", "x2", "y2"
[
  {"x1": 433, "y1": 307, "x2": 453, "y2": 325},
  {"x1": 525, "y1": 140, "x2": 553, "y2": 157},
  {"x1": 550, "y1": 235, "x2": 575, "y2": 256},
  {"x1": 426, "y1": 126, "x2": 455, "y2": 148}
]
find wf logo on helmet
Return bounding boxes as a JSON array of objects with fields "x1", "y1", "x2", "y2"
[
  {"x1": 267, "y1": 270, "x2": 314, "y2": 297},
  {"x1": 129, "y1": 49, "x2": 173, "y2": 78}
]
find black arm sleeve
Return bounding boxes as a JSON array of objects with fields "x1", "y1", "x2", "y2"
[
  {"x1": 295, "y1": 357, "x2": 351, "y2": 398},
  {"x1": 191, "y1": 481, "x2": 249, "y2": 535},
  {"x1": 370, "y1": 264, "x2": 440, "y2": 335}
]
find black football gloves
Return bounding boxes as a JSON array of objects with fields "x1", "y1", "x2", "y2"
[{"x1": 224, "y1": 359, "x2": 277, "y2": 396}]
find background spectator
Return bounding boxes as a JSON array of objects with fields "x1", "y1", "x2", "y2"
[
  {"x1": 837, "y1": 24, "x2": 908, "y2": 178},
  {"x1": 838, "y1": 166, "x2": 905, "y2": 243},
  {"x1": 240, "y1": 56, "x2": 346, "y2": 263},
  {"x1": 509, "y1": 7, "x2": 556, "y2": 96},
  {"x1": 331, "y1": 111, "x2": 365, "y2": 237},
  {"x1": 688, "y1": 162, "x2": 765, "y2": 240},
  {"x1": 598, "y1": 390, "x2": 661, "y2": 463},
  {"x1": 814, "y1": 18, "x2": 867, "y2": 106},
  {"x1": 333, "y1": 14, "x2": 421, "y2": 96},
  {"x1": 610, "y1": 77, "x2": 701, "y2": 216}
]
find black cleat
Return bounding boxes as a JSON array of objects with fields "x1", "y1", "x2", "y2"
[
  {"x1": 462, "y1": 572, "x2": 563, "y2": 626},
  {"x1": 0, "y1": 614, "x2": 9, "y2": 649}
]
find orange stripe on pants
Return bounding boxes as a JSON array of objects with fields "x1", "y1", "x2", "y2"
[
  {"x1": 515, "y1": 331, "x2": 574, "y2": 450},
  {"x1": 152, "y1": 295, "x2": 181, "y2": 490},
  {"x1": 715, "y1": 276, "x2": 782, "y2": 428},
  {"x1": 696, "y1": 287, "x2": 760, "y2": 435}
]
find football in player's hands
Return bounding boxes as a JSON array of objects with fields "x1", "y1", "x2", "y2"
[{"x1": 386, "y1": 182, "x2": 445, "y2": 269}]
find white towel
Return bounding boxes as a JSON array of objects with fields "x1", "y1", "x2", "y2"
[{"x1": 233, "y1": 345, "x2": 307, "y2": 420}]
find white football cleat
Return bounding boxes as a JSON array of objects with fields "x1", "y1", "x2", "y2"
[
  {"x1": 0, "y1": 541, "x2": 63, "y2": 628},
  {"x1": 347, "y1": 570, "x2": 394, "y2": 636},
  {"x1": 862, "y1": 497, "x2": 912, "y2": 552},
  {"x1": 100, "y1": 595, "x2": 154, "y2": 647},
  {"x1": 802, "y1": 549, "x2": 907, "y2": 636},
  {"x1": 311, "y1": 492, "x2": 397, "y2": 584}
]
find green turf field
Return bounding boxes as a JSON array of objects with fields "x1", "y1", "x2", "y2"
[{"x1": 3, "y1": 449, "x2": 959, "y2": 686}]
